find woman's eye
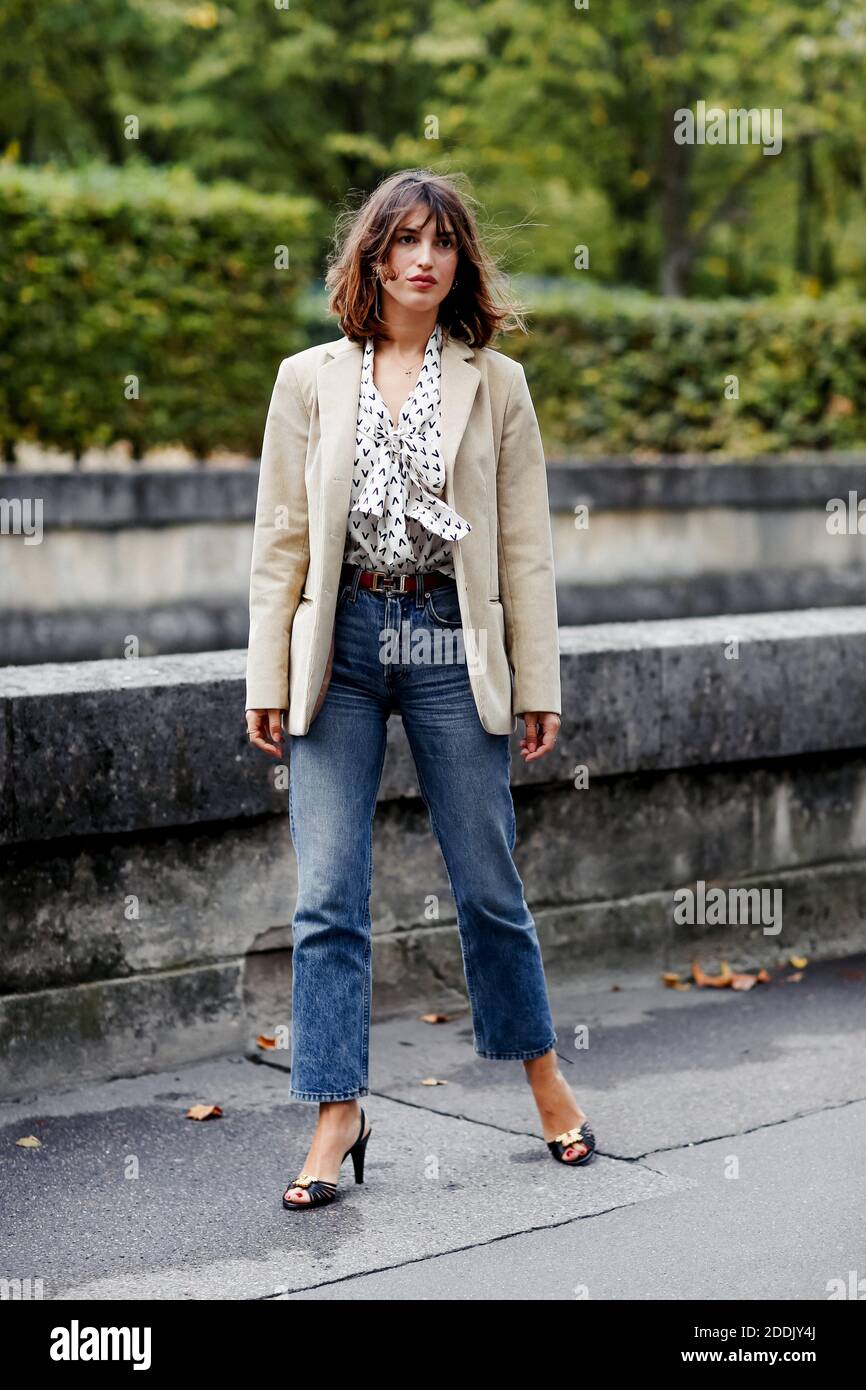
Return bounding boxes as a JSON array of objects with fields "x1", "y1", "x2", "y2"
[{"x1": 397, "y1": 233, "x2": 453, "y2": 247}]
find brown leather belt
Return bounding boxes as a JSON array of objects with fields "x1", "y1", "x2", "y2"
[{"x1": 341, "y1": 563, "x2": 452, "y2": 594}]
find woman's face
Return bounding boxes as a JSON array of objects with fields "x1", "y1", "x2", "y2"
[{"x1": 379, "y1": 202, "x2": 459, "y2": 315}]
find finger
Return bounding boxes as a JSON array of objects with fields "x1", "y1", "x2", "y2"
[
  {"x1": 521, "y1": 713, "x2": 560, "y2": 761},
  {"x1": 536, "y1": 717, "x2": 559, "y2": 754},
  {"x1": 245, "y1": 710, "x2": 282, "y2": 757},
  {"x1": 247, "y1": 717, "x2": 275, "y2": 756},
  {"x1": 248, "y1": 730, "x2": 280, "y2": 756},
  {"x1": 521, "y1": 713, "x2": 540, "y2": 753},
  {"x1": 268, "y1": 709, "x2": 285, "y2": 749}
]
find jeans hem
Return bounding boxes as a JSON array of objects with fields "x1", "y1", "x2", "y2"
[
  {"x1": 475, "y1": 1037, "x2": 557, "y2": 1062},
  {"x1": 289, "y1": 1087, "x2": 370, "y2": 1102}
]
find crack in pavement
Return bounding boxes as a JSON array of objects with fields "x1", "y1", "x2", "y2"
[
  {"x1": 250, "y1": 1049, "x2": 866, "y2": 1166},
  {"x1": 259, "y1": 1199, "x2": 641, "y2": 1301},
  {"x1": 250, "y1": 1094, "x2": 866, "y2": 1300},
  {"x1": 629, "y1": 1092, "x2": 866, "y2": 1162}
]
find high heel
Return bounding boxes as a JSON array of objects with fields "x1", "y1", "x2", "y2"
[
  {"x1": 547, "y1": 1118, "x2": 596, "y2": 1166},
  {"x1": 282, "y1": 1106, "x2": 372, "y2": 1210}
]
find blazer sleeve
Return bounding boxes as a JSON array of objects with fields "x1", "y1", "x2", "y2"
[
  {"x1": 495, "y1": 362, "x2": 562, "y2": 718},
  {"x1": 245, "y1": 357, "x2": 311, "y2": 711}
]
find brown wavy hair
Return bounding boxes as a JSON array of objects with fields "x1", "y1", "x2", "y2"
[{"x1": 325, "y1": 169, "x2": 527, "y2": 348}]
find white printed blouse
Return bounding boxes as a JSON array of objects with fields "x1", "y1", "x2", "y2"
[{"x1": 342, "y1": 321, "x2": 472, "y2": 576}]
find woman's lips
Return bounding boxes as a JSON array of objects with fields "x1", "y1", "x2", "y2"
[{"x1": 408, "y1": 277, "x2": 436, "y2": 287}]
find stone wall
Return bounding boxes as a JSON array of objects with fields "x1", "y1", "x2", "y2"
[
  {"x1": 2, "y1": 608, "x2": 865, "y2": 1097},
  {"x1": 4, "y1": 456, "x2": 866, "y2": 662}
]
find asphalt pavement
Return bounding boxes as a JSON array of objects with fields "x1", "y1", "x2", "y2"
[{"x1": 3, "y1": 954, "x2": 865, "y2": 1300}]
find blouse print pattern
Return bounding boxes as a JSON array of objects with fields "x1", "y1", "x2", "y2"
[{"x1": 342, "y1": 321, "x2": 472, "y2": 576}]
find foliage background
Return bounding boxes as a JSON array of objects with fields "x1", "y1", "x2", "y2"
[{"x1": 2, "y1": 0, "x2": 865, "y2": 456}]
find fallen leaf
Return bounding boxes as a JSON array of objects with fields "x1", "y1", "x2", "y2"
[
  {"x1": 782, "y1": 971, "x2": 804, "y2": 983},
  {"x1": 186, "y1": 1104, "x2": 223, "y2": 1121},
  {"x1": 256, "y1": 1034, "x2": 277, "y2": 1050},
  {"x1": 611, "y1": 984, "x2": 621, "y2": 992},
  {"x1": 420, "y1": 1013, "x2": 452, "y2": 1024},
  {"x1": 420, "y1": 1077, "x2": 448, "y2": 1087},
  {"x1": 16, "y1": 1135, "x2": 41, "y2": 1148},
  {"x1": 692, "y1": 960, "x2": 735, "y2": 988},
  {"x1": 756, "y1": 969, "x2": 770, "y2": 983},
  {"x1": 789, "y1": 955, "x2": 808, "y2": 969},
  {"x1": 662, "y1": 973, "x2": 692, "y2": 990},
  {"x1": 730, "y1": 973, "x2": 758, "y2": 990}
]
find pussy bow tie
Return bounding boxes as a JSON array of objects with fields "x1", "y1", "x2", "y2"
[{"x1": 354, "y1": 391, "x2": 472, "y2": 567}]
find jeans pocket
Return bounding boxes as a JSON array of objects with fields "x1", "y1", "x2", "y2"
[
  {"x1": 334, "y1": 582, "x2": 352, "y2": 615},
  {"x1": 426, "y1": 585, "x2": 463, "y2": 628}
]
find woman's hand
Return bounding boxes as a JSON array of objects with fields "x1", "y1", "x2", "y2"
[
  {"x1": 246, "y1": 708, "x2": 286, "y2": 757},
  {"x1": 518, "y1": 711, "x2": 560, "y2": 763}
]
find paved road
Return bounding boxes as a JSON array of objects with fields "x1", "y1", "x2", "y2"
[{"x1": 2, "y1": 956, "x2": 864, "y2": 1300}]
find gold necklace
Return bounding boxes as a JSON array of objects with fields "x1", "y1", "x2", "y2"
[
  {"x1": 397, "y1": 354, "x2": 424, "y2": 377},
  {"x1": 372, "y1": 334, "x2": 427, "y2": 376}
]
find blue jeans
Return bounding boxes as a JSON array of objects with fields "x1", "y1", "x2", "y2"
[{"x1": 286, "y1": 564, "x2": 558, "y2": 1101}]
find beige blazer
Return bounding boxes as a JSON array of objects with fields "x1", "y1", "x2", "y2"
[{"x1": 245, "y1": 330, "x2": 562, "y2": 736}]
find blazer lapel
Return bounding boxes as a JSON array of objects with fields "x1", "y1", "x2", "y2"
[
  {"x1": 316, "y1": 338, "x2": 362, "y2": 571},
  {"x1": 440, "y1": 334, "x2": 481, "y2": 509}
]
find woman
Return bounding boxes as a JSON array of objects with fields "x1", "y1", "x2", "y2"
[{"x1": 245, "y1": 169, "x2": 596, "y2": 1210}]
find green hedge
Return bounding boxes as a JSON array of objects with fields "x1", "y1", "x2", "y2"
[
  {"x1": 2, "y1": 168, "x2": 863, "y2": 460},
  {"x1": 299, "y1": 284, "x2": 866, "y2": 456},
  {"x1": 503, "y1": 287, "x2": 866, "y2": 456},
  {"x1": 0, "y1": 162, "x2": 317, "y2": 458}
]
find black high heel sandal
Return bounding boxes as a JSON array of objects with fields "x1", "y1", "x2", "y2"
[
  {"x1": 547, "y1": 1119, "x2": 596, "y2": 1166},
  {"x1": 282, "y1": 1107, "x2": 372, "y2": 1211}
]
